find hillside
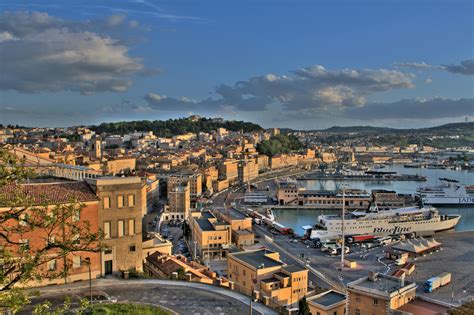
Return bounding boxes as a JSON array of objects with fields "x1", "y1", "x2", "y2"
[{"x1": 91, "y1": 117, "x2": 263, "y2": 137}]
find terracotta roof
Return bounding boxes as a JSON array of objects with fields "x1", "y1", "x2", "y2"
[{"x1": 0, "y1": 181, "x2": 99, "y2": 206}]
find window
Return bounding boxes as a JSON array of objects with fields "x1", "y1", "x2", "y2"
[
  {"x1": 47, "y1": 260, "x2": 57, "y2": 271},
  {"x1": 73, "y1": 256, "x2": 81, "y2": 268},
  {"x1": 128, "y1": 194, "x2": 135, "y2": 207},
  {"x1": 103, "y1": 197, "x2": 110, "y2": 209},
  {"x1": 104, "y1": 249, "x2": 112, "y2": 255},
  {"x1": 355, "y1": 310, "x2": 360, "y2": 315},
  {"x1": 46, "y1": 235, "x2": 55, "y2": 246},
  {"x1": 356, "y1": 296, "x2": 361, "y2": 302},
  {"x1": 118, "y1": 220, "x2": 125, "y2": 237},
  {"x1": 103, "y1": 222, "x2": 111, "y2": 239},
  {"x1": 128, "y1": 219, "x2": 135, "y2": 235},
  {"x1": 129, "y1": 245, "x2": 136, "y2": 252},
  {"x1": 334, "y1": 312, "x2": 337, "y2": 315},
  {"x1": 373, "y1": 299, "x2": 379, "y2": 305},
  {"x1": 117, "y1": 195, "x2": 124, "y2": 208},
  {"x1": 243, "y1": 270, "x2": 246, "y2": 276}
]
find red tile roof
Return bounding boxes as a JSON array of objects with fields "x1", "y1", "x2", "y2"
[{"x1": 0, "y1": 181, "x2": 99, "y2": 206}]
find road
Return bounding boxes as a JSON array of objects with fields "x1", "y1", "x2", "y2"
[{"x1": 21, "y1": 279, "x2": 277, "y2": 315}]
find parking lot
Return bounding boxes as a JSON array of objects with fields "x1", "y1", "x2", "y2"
[{"x1": 160, "y1": 220, "x2": 191, "y2": 257}]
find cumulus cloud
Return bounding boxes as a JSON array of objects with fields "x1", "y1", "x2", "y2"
[
  {"x1": 441, "y1": 59, "x2": 474, "y2": 75},
  {"x1": 145, "y1": 65, "x2": 414, "y2": 112},
  {"x1": 346, "y1": 98, "x2": 473, "y2": 120},
  {"x1": 0, "y1": 11, "x2": 146, "y2": 94}
]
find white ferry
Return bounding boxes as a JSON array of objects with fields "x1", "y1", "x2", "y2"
[
  {"x1": 416, "y1": 179, "x2": 474, "y2": 205},
  {"x1": 304, "y1": 206, "x2": 460, "y2": 241}
]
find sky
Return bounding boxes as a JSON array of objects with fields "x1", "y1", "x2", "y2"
[{"x1": 0, "y1": 0, "x2": 473, "y2": 129}]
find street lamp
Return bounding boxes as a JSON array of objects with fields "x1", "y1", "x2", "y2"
[
  {"x1": 193, "y1": 240, "x2": 197, "y2": 260},
  {"x1": 83, "y1": 257, "x2": 92, "y2": 304}
]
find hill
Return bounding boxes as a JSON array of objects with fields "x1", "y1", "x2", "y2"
[{"x1": 91, "y1": 117, "x2": 263, "y2": 137}]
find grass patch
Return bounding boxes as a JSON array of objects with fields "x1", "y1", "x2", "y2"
[{"x1": 86, "y1": 303, "x2": 172, "y2": 315}]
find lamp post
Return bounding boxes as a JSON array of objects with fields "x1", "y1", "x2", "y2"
[
  {"x1": 193, "y1": 240, "x2": 197, "y2": 260},
  {"x1": 340, "y1": 184, "x2": 346, "y2": 271},
  {"x1": 84, "y1": 257, "x2": 92, "y2": 304}
]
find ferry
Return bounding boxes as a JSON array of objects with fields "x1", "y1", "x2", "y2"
[
  {"x1": 303, "y1": 206, "x2": 460, "y2": 241},
  {"x1": 416, "y1": 179, "x2": 474, "y2": 205}
]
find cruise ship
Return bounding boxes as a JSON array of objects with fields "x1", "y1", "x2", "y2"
[
  {"x1": 416, "y1": 179, "x2": 474, "y2": 205},
  {"x1": 303, "y1": 206, "x2": 460, "y2": 241}
]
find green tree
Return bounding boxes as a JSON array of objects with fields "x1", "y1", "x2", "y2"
[
  {"x1": 297, "y1": 296, "x2": 310, "y2": 315},
  {"x1": 0, "y1": 150, "x2": 102, "y2": 313}
]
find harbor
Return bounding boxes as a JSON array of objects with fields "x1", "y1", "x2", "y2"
[{"x1": 270, "y1": 165, "x2": 474, "y2": 234}]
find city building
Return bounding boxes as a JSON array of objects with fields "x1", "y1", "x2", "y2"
[
  {"x1": 104, "y1": 157, "x2": 136, "y2": 175},
  {"x1": 0, "y1": 181, "x2": 101, "y2": 287},
  {"x1": 346, "y1": 272, "x2": 416, "y2": 315},
  {"x1": 86, "y1": 176, "x2": 146, "y2": 275},
  {"x1": 219, "y1": 159, "x2": 239, "y2": 184},
  {"x1": 238, "y1": 159, "x2": 259, "y2": 183},
  {"x1": 190, "y1": 211, "x2": 231, "y2": 260},
  {"x1": 165, "y1": 183, "x2": 190, "y2": 220},
  {"x1": 307, "y1": 290, "x2": 346, "y2": 315},
  {"x1": 227, "y1": 249, "x2": 308, "y2": 306},
  {"x1": 214, "y1": 208, "x2": 254, "y2": 246}
]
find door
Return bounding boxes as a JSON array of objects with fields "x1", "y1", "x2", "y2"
[{"x1": 104, "y1": 260, "x2": 113, "y2": 275}]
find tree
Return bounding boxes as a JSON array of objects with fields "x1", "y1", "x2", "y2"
[
  {"x1": 0, "y1": 149, "x2": 102, "y2": 313},
  {"x1": 256, "y1": 134, "x2": 304, "y2": 157},
  {"x1": 297, "y1": 296, "x2": 310, "y2": 315}
]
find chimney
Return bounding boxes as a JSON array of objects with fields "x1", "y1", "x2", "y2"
[
  {"x1": 399, "y1": 274, "x2": 406, "y2": 288},
  {"x1": 368, "y1": 271, "x2": 378, "y2": 282}
]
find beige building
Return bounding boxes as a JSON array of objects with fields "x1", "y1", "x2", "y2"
[
  {"x1": 256, "y1": 155, "x2": 269, "y2": 171},
  {"x1": 219, "y1": 159, "x2": 239, "y2": 183},
  {"x1": 307, "y1": 290, "x2": 346, "y2": 315},
  {"x1": 214, "y1": 208, "x2": 254, "y2": 246},
  {"x1": 87, "y1": 177, "x2": 146, "y2": 275},
  {"x1": 166, "y1": 183, "x2": 190, "y2": 220},
  {"x1": 105, "y1": 158, "x2": 136, "y2": 175},
  {"x1": 347, "y1": 272, "x2": 416, "y2": 315},
  {"x1": 227, "y1": 249, "x2": 308, "y2": 307},
  {"x1": 190, "y1": 211, "x2": 231, "y2": 260},
  {"x1": 238, "y1": 159, "x2": 259, "y2": 183}
]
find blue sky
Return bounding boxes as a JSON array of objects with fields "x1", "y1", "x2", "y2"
[{"x1": 0, "y1": 0, "x2": 473, "y2": 128}]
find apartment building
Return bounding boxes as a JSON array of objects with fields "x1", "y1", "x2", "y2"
[
  {"x1": 256, "y1": 155, "x2": 269, "y2": 171},
  {"x1": 238, "y1": 159, "x2": 259, "y2": 183},
  {"x1": 104, "y1": 157, "x2": 136, "y2": 175},
  {"x1": 219, "y1": 159, "x2": 239, "y2": 184},
  {"x1": 190, "y1": 211, "x2": 231, "y2": 260},
  {"x1": 270, "y1": 154, "x2": 299, "y2": 170},
  {"x1": 167, "y1": 173, "x2": 202, "y2": 201},
  {"x1": 87, "y1": 177, "x2": 146, "y2": 275},
  {"x1": 0, "y1": 181, "x2": 101, "y2": 287},
  {"x1": 306, "y1": 290, "x2": 346, "y2": 315},
  {"x1": 227, "y1": 249, "x2": 308, "y2": 306},
  {"x1": 346, "y1": 272, "x2": 416, "y2": 315},
  {"x1": 166, "y1": 183, "x2": 190, "y2": 220},
  {"x1": 214, "y1": 208, "x2": 254, "y2": 246}
]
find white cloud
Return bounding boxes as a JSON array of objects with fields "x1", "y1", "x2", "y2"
[
  {"x1": 393, "y1": 61, "x2": 434, "y2": 69},
  {"x1": 0, "y1": 11, "x2": 145, "y2": 94},
  {"x1": 145, "y1": 65, "x2": 415, "y2": 112}
]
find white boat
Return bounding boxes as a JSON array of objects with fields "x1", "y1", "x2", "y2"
[
  {"x1": 416, "y1": 180, "x2": 474, "y2": 205},
  {"x1": 303, "y1": 206, "x2": 460, "y2": 241}
]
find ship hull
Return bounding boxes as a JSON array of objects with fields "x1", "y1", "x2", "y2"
[
  {"x1": 310, "y1": 215, "x2": 460, "y2": 240},
  {"x1": 422, "y1": 196, "x2": 474, "y2": 205}
]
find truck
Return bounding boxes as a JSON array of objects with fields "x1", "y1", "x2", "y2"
[
  {"x1": 424, "y1": 272, "x2": 451, "y2": 293},
  {"x1": 272, "y1": 222, "x2": 293, "y2": 235},
  {"x1": 346, "y1": 235, "x2": 375, "y2": 244}
]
